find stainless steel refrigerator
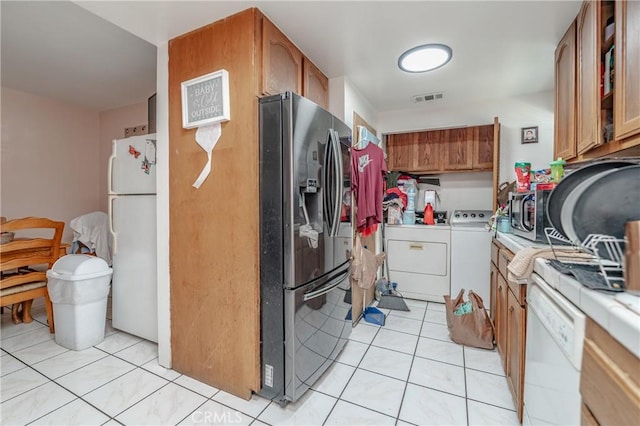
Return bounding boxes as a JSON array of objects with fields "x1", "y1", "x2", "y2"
[
  {"x1": 108, "y1": 133, "x2": 158, "y2": 343},
  {"x1": 259, "y1": 92, "x2": 352, "y2": 403}
]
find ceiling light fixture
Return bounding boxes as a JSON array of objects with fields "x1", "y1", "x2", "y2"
[{"x1": 398, "y1": 44, "x2": 452, "y2": 73}]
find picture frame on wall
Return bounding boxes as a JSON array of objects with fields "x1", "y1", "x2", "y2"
[
  {"x1": 181, "y1": 69, "x2": 230, "y2": 129},
  {"x1": 521, "y1": 126, "x2": 538, "y2": 144}
]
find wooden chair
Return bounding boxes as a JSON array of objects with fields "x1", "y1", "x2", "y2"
[{"x1": 1, "y1": 217, "x2": 65, "y2": 333}]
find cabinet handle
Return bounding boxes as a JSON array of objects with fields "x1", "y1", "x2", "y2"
[{"x1": 408, "y1": 243, "x2": 423, "y2": 250}]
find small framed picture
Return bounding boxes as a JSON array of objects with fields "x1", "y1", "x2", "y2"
[
  {"x1": 181, "y1": 69, "x2": 230, "y2": 129},
  {"x1": 521, "y1": 126, "x2": 538, "y2": 144}
]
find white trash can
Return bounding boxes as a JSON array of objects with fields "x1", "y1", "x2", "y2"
[{"x1": 47, "y1": 254, "x2": 113, "y2": 350}]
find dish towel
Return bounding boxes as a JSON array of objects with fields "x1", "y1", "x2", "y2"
[{"x1": 507, "y1": 247, "x2": 591, "y2": 281}]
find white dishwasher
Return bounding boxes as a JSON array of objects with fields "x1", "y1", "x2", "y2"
[{"x1": 523, "y1": 273, "x2": 586, "y2": 426}]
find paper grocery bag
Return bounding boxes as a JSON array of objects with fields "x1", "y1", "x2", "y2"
[{"x1": 444, "y1": 289, "x2": 495, "y2": 350}]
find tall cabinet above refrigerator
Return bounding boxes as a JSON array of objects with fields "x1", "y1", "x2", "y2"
[{"x1": 108, "y1": 133, "x2": 158, "y2": 342}]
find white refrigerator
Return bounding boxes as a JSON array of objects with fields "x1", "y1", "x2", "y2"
[{"x1": 108, "y1": 133, "x2": 158, "y2": 342}]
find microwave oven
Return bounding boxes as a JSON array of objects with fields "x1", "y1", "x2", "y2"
[{"x1": 509, "y1": 190, "x2": 552, "y2": 242}]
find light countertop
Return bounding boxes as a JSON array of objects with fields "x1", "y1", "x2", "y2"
[{"x1": 497, "y1": 232, "x2": 640, "y2": 358}]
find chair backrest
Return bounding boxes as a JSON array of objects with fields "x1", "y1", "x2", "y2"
[{"x1": 1, "y1": 217, "x2": 65, "y2": 291}]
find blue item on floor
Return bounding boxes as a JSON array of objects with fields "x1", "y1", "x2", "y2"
[{"x1": 363, "y1": 306, "x2": 385, "y2": 326}]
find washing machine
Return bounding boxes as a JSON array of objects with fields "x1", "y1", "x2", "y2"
[{"x1": 450, "y1": 210, "x2": 493, "y2": 308}]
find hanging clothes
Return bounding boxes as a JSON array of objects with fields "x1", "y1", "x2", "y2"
[{"x1": 351, "y1": 142, "x2": 387, "y2": 235}]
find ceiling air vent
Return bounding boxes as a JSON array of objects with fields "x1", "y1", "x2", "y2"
[{"x1": 412, "y1": 92, "x2": 444, "y2": 103}]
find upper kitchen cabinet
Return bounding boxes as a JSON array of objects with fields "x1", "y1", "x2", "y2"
[
  {"x1": 261, "y1": 18, "x2": 330, "y2": 108},
  {"x1": 614, "y1": 0, "x2": 640, "y2": 140},
  {"x1": 442, "y1": 127, "x2": 473, "y2": 170},
  {"x1": 387, "y1": 132, "x2": 416, "y2": 171},
  {"x1": 262, "y1": 18, "x2": 303, "y2": 96},
  {"x1": 415, "y1": 130, "x2": 443, "y2": 172},
  {"x1": 554, "y1": 20, "x2": 577, "y2": 161},
  {"x1": 302, "y1": 58, "x2": 329, "y2": 110},
  {"x1": 576, "y1": 0, "x2": 600, "y2": 155},
  {"x1": 556, "y1": 0, "x2": 640, "y2": 161},
  {"x1": 472, "y1": 124, "x2": 494, "y2": 170},
  {"x1": 386, "y1": 122, "x2": 497, "y2": 174}
]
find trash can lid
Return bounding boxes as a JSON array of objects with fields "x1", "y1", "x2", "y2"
[{"x1": 47, "y1": 254, "x2": 112, "y2": 281}]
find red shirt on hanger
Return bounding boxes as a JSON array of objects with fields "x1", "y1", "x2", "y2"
[{"x1": 351, "y1": 143, "x2": 387, "y2": 235}]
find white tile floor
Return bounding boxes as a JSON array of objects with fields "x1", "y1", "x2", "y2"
[{"x1": 0, "y1": 298, "x2": 518, "y2": 425}]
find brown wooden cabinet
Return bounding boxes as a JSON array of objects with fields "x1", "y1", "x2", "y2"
[
  {"x1": 302, "y1": 57, "x2": 329, "y2": 110},
  {"x1": 489, "y1": 262, "x2": 498, "y2": 323},
  {"x1": 387, "y1": 132, "x2": 416, "y2": 171},
  {"x1": 614, "y1": 0, "x2": 640, "y2": 140},
  {"x1": 576, "y1": 0, "x2": 601, "y2": 155},
  {"x1": 496, "y1": 273, "x2": 509, "y2": 373},
  {"x1": 555, "y1": 20, "x2": 577, "y2": 161},
  {"x1": 262, "y1": 18, "x2": 303, "y2": 96},
  {"x1": 581, "y1": 403, "x2": 600, "y2": 426},
  {"x1": 168, "y1": 8, "x2": 331, "y2": 400},
  {"x1": 262, "y1": 19, "x2": 330, "y2": 109},
  {"x1": 443, "y1": 128, "x2": 473, "y2": 170},
  {"x1": 416, "y1": 130, "x2": 443, "y2": 172},
  {"x1": 555, "y1": 0, "x2": 640, "y2": 161},
  {"x1": 386, "y1": 122, "x2": 497, "y2": 174},
  {"x1": 580, "y1": 318, "x2": 640, "y2": 425},
  {"x1": 506, "y1": 286, "x2": 527, "y2": 423},
  {"x1": 472, "y1": 124, "x2": 494, "y2": 170},
  {"x1": 491, "y1": 239, "x2": 528, "y2": 423}
]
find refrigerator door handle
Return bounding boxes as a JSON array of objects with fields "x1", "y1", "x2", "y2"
[
  {"x1": 108, "y1": 151, "x2": 115, "y2": 195},
  {"x1": 329, "y1": 129, "x2": 342, "y2": 237},
  {"x1": 108, "y1": 196, "x2": 117, "y2": 256},
  {"x1": 303, "y1": 269, "x2": 349, "y2": 302},
  {"x1": 323, "y1": 130, "x2": 334, "y2": 234}
]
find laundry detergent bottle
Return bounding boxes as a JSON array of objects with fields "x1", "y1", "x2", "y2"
[{"x1": 423, "y1": 203, "x2": 435, "y2": 225}]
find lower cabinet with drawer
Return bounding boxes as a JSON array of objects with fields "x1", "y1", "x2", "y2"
[
  {"x1": 490, "y1": 238, "x2": 528, "y2": 423},
  {"x1": 580, "y1": 317, "x2": 640, "y2": 425},
  {"x1": 384, "y1": 225, "x2": 450, "y2": 302}
]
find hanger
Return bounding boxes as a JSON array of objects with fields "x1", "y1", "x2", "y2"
[{"x1": 353, "y1": 126, "x2": 380, "y2": 149}]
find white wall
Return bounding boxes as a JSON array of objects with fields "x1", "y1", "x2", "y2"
[
  {"x1": 1, "y1": 88, "x2": 100, "y2": 242},
  {"x1": 345, "y1": 80, "x2": 378, "y2": 132},
  {"x1": 329, "y1": 77, "x2": 384, "y2": 253},
  {"x1": 329, "y1": 77, "x2": 378, "y2": 133},
  {"x1": 328, "y1": 76, "x2": 346, "y2": 123},
  {"x1": 156, "y1": 42, "x2": 171, "y2": 367},
  {"x1": 378, "y1": 90, "x2": 555, "y2": 184},
  {"x1": 98, "y1": 102, "x2": 148, "y2": 212},
  {"x1": 417, "y1": 173, "x2": 493, "y2": 212},
  {"x1": 1, "y1": 88, "x2": 153, "y2": 243}
]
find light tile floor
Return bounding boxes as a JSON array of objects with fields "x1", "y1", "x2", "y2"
[{"x1": 0, "y1": 298, "x2": 518, "y2": 425}]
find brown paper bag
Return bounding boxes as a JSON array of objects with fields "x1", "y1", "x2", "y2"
[
  {"x1": 444, "y1": 289, "x2": 495, "y2": 349},
  {"x1": 351, "y1": 235, "x2": 385, "y2": 290}
]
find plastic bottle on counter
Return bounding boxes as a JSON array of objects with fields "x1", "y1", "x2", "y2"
[
  {"x1": 423, "y1": 203, "x2": 435, "y2": 225},
  {"x1": 405, "y1": 180, "x2": 417, "y2": 211},
  {"x1": 403, "y1": 210, "x2": 416, "y2": 225},
  {"x1": 550, "y1": 157, "x2": 566, "y2": 182},
  {"x1": 403, "y1": 180, "x2": 417, "y2": 225}
]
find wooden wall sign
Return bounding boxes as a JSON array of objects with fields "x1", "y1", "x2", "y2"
[{"x1": 181, "y1": 69, "x2": 230, "y2": 129}]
